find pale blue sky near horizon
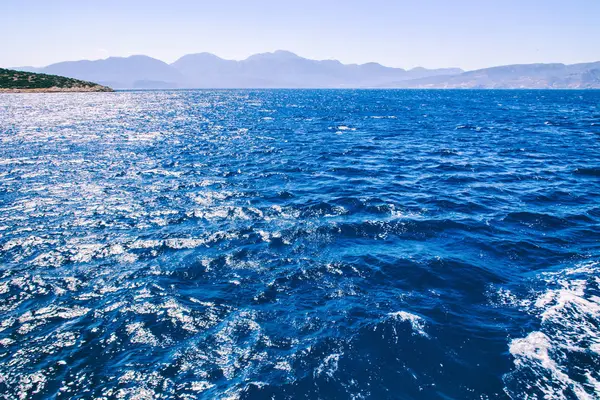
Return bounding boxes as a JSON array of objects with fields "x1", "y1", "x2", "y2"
[{"x1": 3, "y1": 0, "x2": 599, "y2": 70}]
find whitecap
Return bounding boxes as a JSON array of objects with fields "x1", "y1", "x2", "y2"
[
  {"x1": 388, "y1": 311, "x2": 429, "y2": 337},
  {"x1": 504, "y1": 261, "x2": 600, "y2": 399},
  {"x1": 315, "y1": 353, "x2": 341, "y2": 378}
]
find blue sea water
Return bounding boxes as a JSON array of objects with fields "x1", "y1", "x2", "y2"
[{"x1": 0, "y1": 89, "x2": 599, "y2": 399}]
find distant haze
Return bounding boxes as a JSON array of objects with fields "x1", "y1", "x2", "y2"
[
  {"x1": 2, "y1": 0, "x2": 600, "y2": 70},
  {"x1": 11, "y1": 52, "x2": 600, "y2": 89}
]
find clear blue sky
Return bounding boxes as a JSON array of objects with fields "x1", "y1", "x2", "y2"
[{"x1": 3, "y1": 0, "x2": 599, "y2": 70}]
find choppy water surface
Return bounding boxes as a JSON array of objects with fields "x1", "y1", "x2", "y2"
[{"x1": 0, "y1": 90, "x2": 599, "y2": 399}]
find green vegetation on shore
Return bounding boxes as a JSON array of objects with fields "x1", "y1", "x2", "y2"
[{"x1": 0, "y1": 68, "x2": 113, "y2": 92}]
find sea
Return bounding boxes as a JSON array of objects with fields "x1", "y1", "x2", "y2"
[{"x1": 0, "y1": 89, "x2": 599, "y2": 399}]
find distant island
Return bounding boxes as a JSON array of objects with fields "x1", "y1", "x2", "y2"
[
  {"x1": 0, "y1": 68, "x2": 113, "y2": 93},
  {"x1": 9, "y1": 51, "x2": 600, "y2": 89}
]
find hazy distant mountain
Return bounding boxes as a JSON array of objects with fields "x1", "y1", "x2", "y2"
[
  {"x1": 405, "y1": 66, "x2": 464, "y2": 80},
  {"x1": 172, "y1": 50, "x2": 463, "y2": 88},
  {"x1": 10, "y1": 53, "x2": 600, "y2": 89},
  {"x1": 11, "y1": 51, "x2": 463, "y2": 89},
  {"x1": 39, "y1": 55, "x2": 183, "y2": 89},
  {"x1": 391, "y1": 62, "x2": 600, "y2": 89}
]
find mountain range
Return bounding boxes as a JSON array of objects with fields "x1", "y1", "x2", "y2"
[{"x1": 12, "y1": 51, "x2": 600, "y2": 89}]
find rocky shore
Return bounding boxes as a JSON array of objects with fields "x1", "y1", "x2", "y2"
[
  {"x1": 0, "y1": 68, "x2": 113, "y2": 93},
  {"x1": 0, "y1": 86, "x2": 113, "y2": 93}
]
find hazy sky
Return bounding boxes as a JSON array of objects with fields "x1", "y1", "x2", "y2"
[{"x1": 3, "y1": 0, "x2": 599, "y2": 70}]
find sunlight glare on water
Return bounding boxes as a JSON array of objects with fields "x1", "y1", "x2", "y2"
[{"x1": 0, "y1": 89, "x2": 599, "y2": 399}]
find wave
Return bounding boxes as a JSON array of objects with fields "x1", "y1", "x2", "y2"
[
  {"x1": 503, "y1": 261, "x2": 600, "y2": 399},
  {"x1": 502, "y1": 211, "x2": 574, "y2": 230},
  {"x1": 2, "y1": 88, "x2": 600, "y2": 399},
  {"x1": 574, "y1": 167, "x2": 600, "y2": 177}
]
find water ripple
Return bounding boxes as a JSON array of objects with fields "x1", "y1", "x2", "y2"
[{"x1": 0, "y1": 89, "x2": 599, "y2": 399}]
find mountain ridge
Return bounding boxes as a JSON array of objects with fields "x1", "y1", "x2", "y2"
[
  {"x1": 392, "y1": 61, "x2": 600, "y2": 89},
  {"x1": 9, "y1": 52, "x2": 600, "y2": 89}
]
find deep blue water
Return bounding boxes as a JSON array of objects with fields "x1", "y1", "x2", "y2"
[{"x1": 0, "y1": 90, "x2": 599, "y2": 399}]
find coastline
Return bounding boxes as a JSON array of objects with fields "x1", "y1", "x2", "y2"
[{"x1": 0, "y1": 86, "x2": 113, "y2": 93}]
